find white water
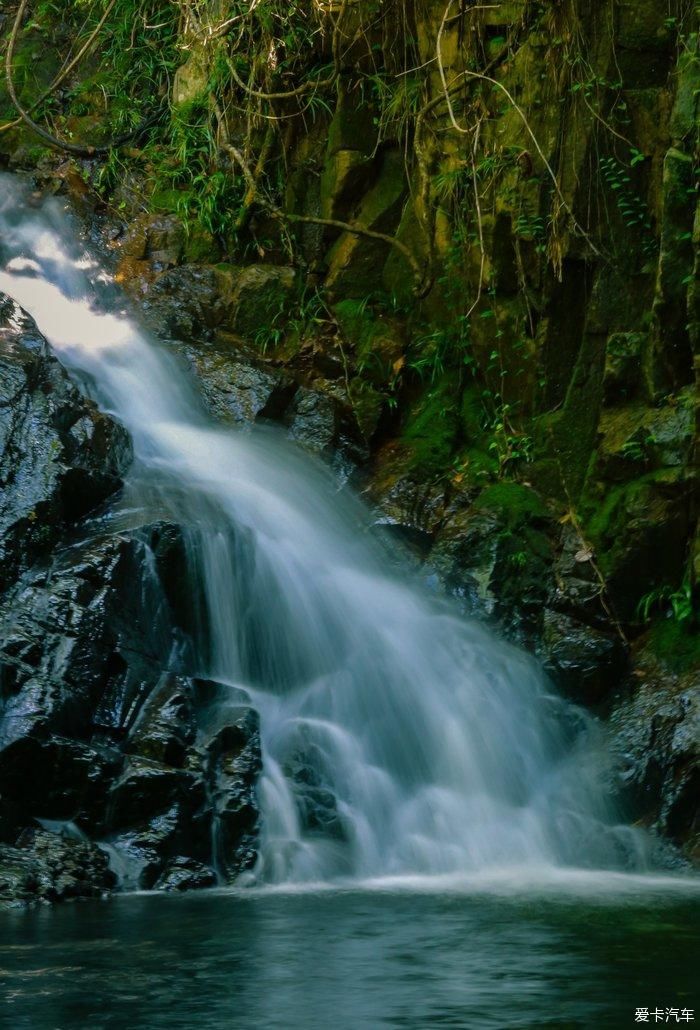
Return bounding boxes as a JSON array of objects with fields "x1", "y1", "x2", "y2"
[{"x1": 0, "y1": 175, "x2": 653, "y2": 884}]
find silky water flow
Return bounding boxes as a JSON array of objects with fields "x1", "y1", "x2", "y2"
[{"x1": 0, "y1": 175, "x2": 652, "y2": 887}]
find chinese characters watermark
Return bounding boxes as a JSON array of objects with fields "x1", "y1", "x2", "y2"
[{"x1": 635, "y1": 1010, "x2": 694, "y2": 1023}]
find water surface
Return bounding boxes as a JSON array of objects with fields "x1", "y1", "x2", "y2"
[{"x1": 1, "y1": 879, "x2": 698, "y2": 1029}]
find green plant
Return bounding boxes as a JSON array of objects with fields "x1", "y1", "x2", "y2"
[
  {"x1": 600, "y1": 154, "x2": 656, "y2": 255},
  {"x1": 637, "y1": 574, "x2": 697, "y2": 626}
]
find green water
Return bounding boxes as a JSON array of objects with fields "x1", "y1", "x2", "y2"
[{"x1": 1, "y1": 876, "x2": 698, "y2": 1029}]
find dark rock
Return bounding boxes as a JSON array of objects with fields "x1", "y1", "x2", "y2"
[
  {"x1": 608, "y1": 664, "x2": 699, "y2": 863},
  {"x1": 0, "y1": 827, "x2": 115, "y2": 906},
  {"x1": 107, "y1": 759, "x2": 203, "y2": 832},
  {"x1": 0, "y1": 294, "x2": 131, "y2": 590},
  {"x1": 430, "y1": 483, "x2": 555, "y2": 647},
  {"x1": 0, "y1": 522, "x2": 261, "y2": 891},
  {"x1": 547, "y1": 524, "x2": 611, "y2": 628},
  {"x1": 285, "y1": 387, "x2": 337, "y2": 454},
  {"x1": 205, "y1": 706, "x2": 262, "y2": 881},
  {"x1": 286, "y1": 745, "x2": 345, "y2": 841},
  {"x1": 154, "y1": 856, "x2": 217, "y2": 892},
  {"x1": 142, "y1": 266, "x2": 229, "y2": 341},
  {"x1": 541, "y1": 610, "x2": 629, "y2": 706},
  {"x1": 178, "y1": 342, "x2": 293, "y2": 426},
  {"x1": 126, "y1": 674, "x2": 196, "y2": 768}
]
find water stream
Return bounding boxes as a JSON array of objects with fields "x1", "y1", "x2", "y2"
[{"x1": 0, "y1": 174, "x2": 665, "y2": 886}]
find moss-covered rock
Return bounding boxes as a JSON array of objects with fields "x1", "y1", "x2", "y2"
[
  {"x1": 325, "y1": 148, "x2": 408, "y2": 298},
  {"x1": 584, "y1": 470, "x2": 694, "y2": 622},
  {"x1": 217, "y1": 264, "x2": 297, "y2": 341}
]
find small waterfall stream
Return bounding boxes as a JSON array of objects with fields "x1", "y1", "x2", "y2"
[{"x1": 0, "y1": 175, "x2": 651, "y2": 885}]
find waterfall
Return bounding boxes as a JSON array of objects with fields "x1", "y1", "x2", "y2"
[{"x1": 0, "y1": 174, "x2": 651, "y2": 884}]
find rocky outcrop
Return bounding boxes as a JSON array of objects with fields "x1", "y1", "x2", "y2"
[
  {"x1": 0, "y1": 301, "x2": 262, "y2": 901},
  {"x1": 0, "y1": 516, "x2": 262, "y2": 899},
  {"x1": 608, "y1": 655, "x2": 699, "y2": 863}
]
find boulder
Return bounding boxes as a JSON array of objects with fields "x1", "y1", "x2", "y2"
[
  {"x1": 0, "y1": 828, "x2": 115, "y2": 906},
  {"x1": 154, "y1": 856, "x2": 217, "y2": 892},
  {"x1": 608, "y1": 660, "x2": 699, "y2": 863}
]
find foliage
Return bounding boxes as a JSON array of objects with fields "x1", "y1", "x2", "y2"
[{"x1": 637, "y1": 575, "x2": 697, "y2": 627}]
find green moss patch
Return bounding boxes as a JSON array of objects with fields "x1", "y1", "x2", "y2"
[
  {"x1": 401, "y1": 381, "x2": 460, "y2": 476},
  {"x1": 648, "y1": 618, "x2": 700, "y2": 674},
  {"x1": 473, "y1": 482, "x2": 547, "y2": 525}
]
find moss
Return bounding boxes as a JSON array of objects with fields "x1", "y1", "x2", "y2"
[
  {"x1": 581, "y1": 467, "x2": 691, "y2": 621},
  {"x1": 333, "y1": 300, "x2": 375, "y2": 349},
  {"x1": 326, "y1": 148, "x2": 407, "y2": 298},
  {"x1": 333, "y1": 299, "x2": 404, "y2": 386},
  {"x1": 151, "y1": 189, "x2": 185, "y2": 214},
  {"x1": 473, "y1": 482, "x2": 547, "y2": 525},
  {"x1": 183, "y1": 227, "x2": 219, "y2": 263},
  {"x1": 648, "y1": 619, "x2": 700, "y2": 674},
  {"x1": 585, "y1": 469, "x2": 682, "y2": 549},
  {"x1": 401, "y1": 381, "x2": 459, "y2": 476},
  {"x1": 460, "y1": 385, "x2": 485, "y2": 441}
]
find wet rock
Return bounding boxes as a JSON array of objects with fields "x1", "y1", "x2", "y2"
[
  {"x1": 284, "y1": 387, "x2": 337, "y2": 455},
  {"x1": 608, "y1": 663, "x2": 700, "y2": 863},
  {"x1": 547, "y1": 524, "x2": 610, "y2": 628},
  {"x1": 0, "y1": 294, "x2": 131, "y2": 590},
  {"x1": 0, "y1": 300, "x2": 263, "y2": 896},
  {"x1": 541, "y1": 610, "x2": 628, "y2": 706},
  {"x1": 430, "y1": 508, "x2": 501, "y2": 619},
  {"x1": 368, "y1": 448, "x2": 449, "y2": 545},
  {"x1": 0, "y1": 827, "x2": 115, "y2": 906},
  {"x1": 430, "y1": 483, "x2": 555, "y2": 647},
  {"x1": 0, "y1": 736, "x2": 120, "y2": 841},
  {"x1": 205, "y1": 707, "x2": 262, "y2": 881},
  {"x1": 286, "y1": 746, "x2": 345, "y2": 841},
  {"x1": 107, "y1": 759, "x2": 203, "y2": 832},
  {"x1": 178, "y1": 342, "x2": 293, "y2": 426},
  {"x1": 141, "y1": 265, "x2": 230, "y2": 341},
  {"x1": 154, "y1": 856, "x2": 217, "y2": 892},
  {"x1": 126, "y1": 674, "x2": 196, "y2": 768},
  {"x1": 0, "y1": 519, "x2": 261, "y2": 892}
]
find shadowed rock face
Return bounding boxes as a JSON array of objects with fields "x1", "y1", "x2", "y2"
[{"x1": 0, "y1": 300, "x2": 261, "y2": 903}]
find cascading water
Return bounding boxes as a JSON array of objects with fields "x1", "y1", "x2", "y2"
[{"x1": 0, "y1": 174, "x2": 651, "y2": 885}]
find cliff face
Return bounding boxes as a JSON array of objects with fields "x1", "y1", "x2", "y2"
[{"x1": 0, "y1": 1, "x2": 698, "y2": 863}]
